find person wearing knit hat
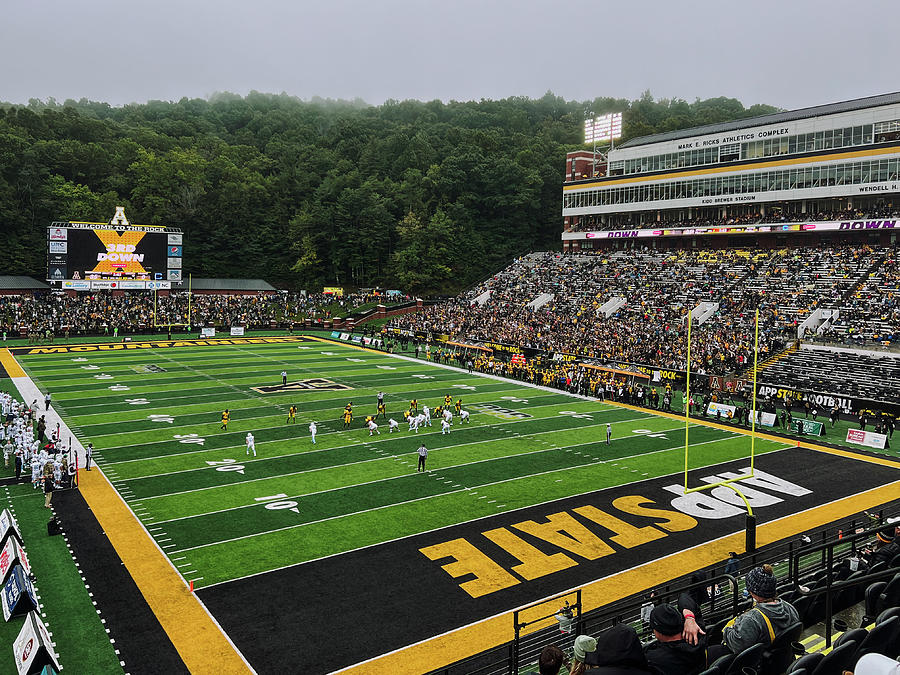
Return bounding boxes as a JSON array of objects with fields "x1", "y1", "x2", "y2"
[
  {"x1": 572, "y1": 635, "x2": 596, "y2": 662},
  {"x1": 582, "y1": 623, "x2": 653, "y2": 674},
  {"x1": 855, "y1": 653, "x2": 900, "y2": 675},
  {"x1": 720, "y1": 564, "x2": 799, "y2": 654}
]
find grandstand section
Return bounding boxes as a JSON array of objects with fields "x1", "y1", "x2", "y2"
[{"x1": 563, "y1": 92, "x2": 900, "y2": 245}]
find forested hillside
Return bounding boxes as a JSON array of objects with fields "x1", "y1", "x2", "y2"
[{"x1": 0, "y1": 92, "x2": 777, "y2": 292}]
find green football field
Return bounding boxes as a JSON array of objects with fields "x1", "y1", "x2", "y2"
[{"x1": 17, "y1": 336, "x2": 792, "y2": 591}]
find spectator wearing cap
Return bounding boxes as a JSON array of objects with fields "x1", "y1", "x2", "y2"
[
  {"x1": 855, "y1": 653, "x2": 900, "y2": 674},
  {"x1": 719, "y1": 564, "x2": 799, "y2": 654},
  {"x1": 865, "y1": 525, "x2": 900, "y2": 567},
  {"x1": 643, "y1": 604, "x2": 707, "y2": 675},
  {"x1": 568, "y1": 635, "x2": 596, "y2": 675},
  {"x1": 582, "y1": 623, "x2": 653, "y2": 674}
]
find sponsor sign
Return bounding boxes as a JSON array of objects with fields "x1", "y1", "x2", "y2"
[
  {"x1": 751, "y1": 411, "x2": 777, "y2": 427},
  {"x1": 48, "y1": 265, "x2": 66, "y2": 281},
  {"x1": 706, "y1": 401, "x2": 737, "y2": 419},
  {"x1": 792, "y1": 419, "x2": 825, "y2": 436},
  {"x1": 230, "y1": 327, "x2": 245, "y2": 337},
  {"x1": 846, "y1": 428, "x2": 888, "y2": 450},
  {"x1": 330, "y1": 331, "x2": 340, "y2": 338},
  {"x1": 167, "y1": 233, "x2": 183, "y2": 245},
  {"x1": 758, "y1": 384, "x2": 853, "y2": 411},
  {"x1": 167, "y1": 245, "x2": 183, "y2": 257},
  {"x1": 563, "y1": 220, "x2": 900, "y2": 240},
  {"x1": 3, "y1": 566, "x2": 38, "y2": 622},
  {"x1": 119, "y1": 280, "x2": 146, "y2": 290},
  {"x1": 0, "y1": 539, "x2": 30, "y2": 587},
  {"x1": 146, "y1": 281, "x2": 171, "y2": 290},
  {"x1": 251, "y1": 378, "x2": 353, "y2": 394},
  {"x1": 12, "y1": 611, "x2": 60, "y2": 674},
  {"x1": 90, "y1": 280, "x2": 118, "y2": 290},
  {"x1": 167, "y1": 257, "x2": 182, "y2": 269},
  {"x1": 61, "y1": 280, "x2": 91, "y2": 290},
  {"x1": 48, "y1": 228, "x2": 67, "y2": 241},
  {"x1": 48, "y1": 241, "x2": 67, "y2": 253},
  {"x1": 167, "y1": 269, "x2": 182, "y2": 281},
  {"x1": 0, "y1": 511, "x2": 22, "y2": 548},
  {"x1": 323, "y1": 286, "x2": 344, "y2": 296},
  {"x1": 351, "y1": 335, "x2": 363, "y2": 343},
  {"x1": 201, "y1": 328, "x2": 216, "y2": 338},
  {"x1": 339, "y1": 333, "x2": 350, "y2": 341}
]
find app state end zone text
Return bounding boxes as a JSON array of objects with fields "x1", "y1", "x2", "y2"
[{"x1": 251, "y1": 378, "x2": 352, "y2": 394}]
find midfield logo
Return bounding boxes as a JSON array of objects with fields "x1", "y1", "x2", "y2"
[{"x1": 252, "y1": 378, "x2": 352, "y2": 394}]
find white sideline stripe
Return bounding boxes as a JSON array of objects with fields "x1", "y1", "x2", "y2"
[
  {"x1": 172, "y1": 433, "x2": 751, "y2": 555},
  {"x1": 199, "y1": 442, "x2": 793, "y2": 589},
  {"x1": 4, "y1": 353, "x2": 260, "y2": 674},
  {"x1": 112, "y1": 414, "x2": 656, "y2": 495},
  {"x1": 148, "y1": 421, "x2": 708, "y2": 522}
]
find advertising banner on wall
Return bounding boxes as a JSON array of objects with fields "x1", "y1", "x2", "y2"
[{"x1": 845, "y1": 428, "x2": 888, "y2": 450}]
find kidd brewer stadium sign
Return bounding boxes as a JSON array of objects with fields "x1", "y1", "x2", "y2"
[{"x1": 563, "y1": 219, "x2": 899, "y2": 240}]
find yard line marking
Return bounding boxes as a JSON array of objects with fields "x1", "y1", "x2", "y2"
[
  {"x1": 171, "y1": 434, "x2": 760, "y2": 553},
  {"x1": 127, "y1": 416, "x2": 669, "y2": 505},
  {"x1": 199, "y1": 441, "x2": 795, "y2": 589}
]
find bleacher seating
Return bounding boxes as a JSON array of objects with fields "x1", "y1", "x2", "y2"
[{"x1": 761, "y1": 348, "x2": 900, "y2": 405}]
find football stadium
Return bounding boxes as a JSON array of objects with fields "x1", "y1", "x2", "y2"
[{"x1": 2, "y1": 67, "x2": 900, "y2": 675}]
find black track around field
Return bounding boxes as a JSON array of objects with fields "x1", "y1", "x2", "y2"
[
  {"x1": 53, "y1": 488, "x2": 189, "y2": 675},
  {"x1": 198, "y1": 447, "x2": 900, "y2": 674}
]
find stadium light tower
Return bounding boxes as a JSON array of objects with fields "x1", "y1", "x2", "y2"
[{"x1": 584, "y1": 112, "x2": 623, "y2": 177}]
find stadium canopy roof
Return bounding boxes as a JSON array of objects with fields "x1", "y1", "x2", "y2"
[
  {"x1": 618, "y1": 91, "x2": 900, "y2": 149},
  {"x1": 170, "y1": 278, "x2": 276, "y2": 291},
  {"x1": 0, "y1": 276, "x2": 50, "y2": 290}
]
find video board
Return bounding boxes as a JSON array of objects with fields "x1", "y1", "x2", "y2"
[{"x1": 47, "y1": 208, "x2": 183, "y2": 290}]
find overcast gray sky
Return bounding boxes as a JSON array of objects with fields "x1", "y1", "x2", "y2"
[{"x1": 2, "y1": 0, "x2": 896, "y2": 111}]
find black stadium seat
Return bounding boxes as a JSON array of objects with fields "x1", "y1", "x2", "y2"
[
  {"x1": 789, "y1": 652, "x2": 823, "y2": 673},
  {"x1": 810, "y1": 640, "x2": 857, "y2": 675},
  {"x1": 723, "y1": 643, "x2": 764, "y2": 675},
  {"x1": 853, "y1": 615, "x2": 900, "y2": 662},
  {"x1": 759, "y1": 621, "x2": 803, "y2": 674}
]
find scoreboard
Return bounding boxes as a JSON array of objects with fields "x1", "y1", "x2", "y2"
[{"x1": 47, "y1": 208, "x2": 183, "y2": 290}]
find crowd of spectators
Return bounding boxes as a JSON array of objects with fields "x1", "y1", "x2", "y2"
[
  {"x1": 0, "y1": 290, "x2": 399, "y2": 340},
  {"x1": 391, "y1": 244, "x2": 900, "y2": 373},
  {"x1": 569, "y1": 204, "x2": 900, "y2": 232}
]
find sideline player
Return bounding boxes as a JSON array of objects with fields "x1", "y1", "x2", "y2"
[
  {"x1": 287, "y1": 405, "x2": 297, "y2": 424},
  {"x1": 309, "y1": 421, "x2": 317, "y2": 444},
  {"x1": 220, "y1": 409, "x2": 230, "y2": 430},
  {"x1": 246, "y1": 432, "x2": 256, "y2": 456}
]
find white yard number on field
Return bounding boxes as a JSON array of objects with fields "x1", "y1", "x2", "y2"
[
  {"x1": 255, "y1": 494, "x2": 299, "y2": 514},
  {"x1": 93, "y1": 374, "x2": 113, "y2": 379},
  {"x1": 633, "y1": 428, "x2": 668, "y2": 439},
  {"x1": 81, "y1": 365, "x2": 99, "y2": 370},
  {"x1": 347, "y1": 358, "x2": 365, "y2": 362},
  {"x1": 71, "y1": 357, "x2": 88, "y2": 362},
  {"x1": 376, "y1": 365, "x2": 396, "y2": 370},
  {"x1": 148, "y1": 414, "x2": 175, "y2": 424},
  {"x1": 174, "y1": 433, "x2": 205, "y2": 445},
  {"x1": 412, "y1": 374, "x2": 434, "y2": 380},
  {"x1": 125, "y1": 398, "x2": 150, "y2": 405},
  {"x1": 452, "y1": 384, "x2": 476, "y2": 391},
  {"x1": 501, "y1": 396, "x2": 528, "y2": 404},
  {"x1": 320, "y1": 351, "x2": 337, "y2": 356},
  {"x1": 109, "y1": 384, "x2": 130, "y2": 391},
  {"x1": 206, "y1": 459, "x2": 245, "y2": 474},
  {"x1": 559, "y1": 410, "x2": 592, "y2": 420}
]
